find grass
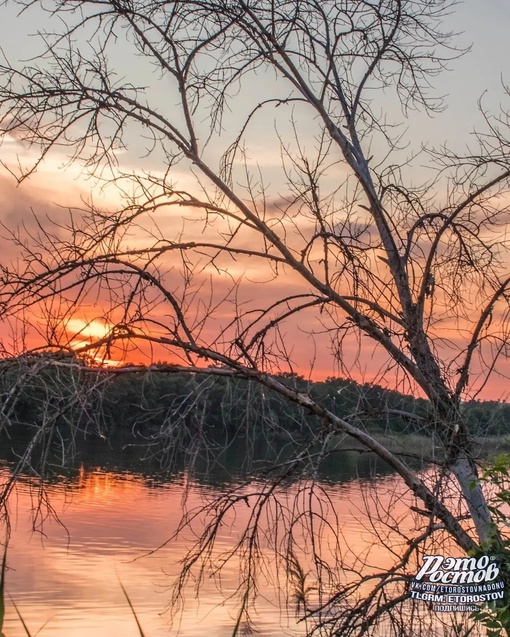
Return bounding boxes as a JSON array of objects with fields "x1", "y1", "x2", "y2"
[
  {"x1": 0, "y1": 541, "x2": 6, "y2": 635},
  {"x1": 2, "y1": 579, "x2": 147, "y2": 637},
  {"x1": 9, "y1": 596, "x2": 34, "y2": 637},
  {"x1": 118, "y1": 579, "x2": 148, "y2": 637}
]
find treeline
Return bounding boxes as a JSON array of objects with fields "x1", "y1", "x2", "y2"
[
  {"x1": 1, "y1": 354, "x2": 510, "y2": 443},
  {"x1": 96, "y1": 371, "x2": 510, "y2": 438}
]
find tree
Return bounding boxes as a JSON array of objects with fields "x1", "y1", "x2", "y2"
[{"x1": 0, "y1": 0, "x2": 510, "y2": 634}]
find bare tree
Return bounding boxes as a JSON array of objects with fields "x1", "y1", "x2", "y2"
[{"x1": 0, "y1": 0, "x2": 510, "y2": 634}]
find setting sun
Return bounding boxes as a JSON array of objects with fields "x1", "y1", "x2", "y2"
[
  {"x1": 65, "y1": 318, "x2": 124, "y2": 366},
  {"x1": 66, "y1": 318, "x2": 114, "y2": 342}
]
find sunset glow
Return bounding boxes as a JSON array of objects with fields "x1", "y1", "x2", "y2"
[{"x1": 0, "y1": 0, "x2": 509, "y2": 403}]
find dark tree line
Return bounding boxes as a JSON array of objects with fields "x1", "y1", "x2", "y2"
[{"x1": 2, "y1": 354, "x2": 509, "y2": 456}]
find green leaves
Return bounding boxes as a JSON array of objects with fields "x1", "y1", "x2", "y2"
[
  {"x1": 473, "y1": 603, "x2": 510, "y2": 637},
  {"x1": 471, "y1": 455, "x2": 510, "y2": 636}
]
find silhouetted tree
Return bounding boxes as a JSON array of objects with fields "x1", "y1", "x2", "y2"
[{"x1": 1, "y1": 0, "x2": 510, "y2": 634}]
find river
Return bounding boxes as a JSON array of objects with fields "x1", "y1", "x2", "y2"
[{"x1": 0, "y1": 441, "x2": 486, "y2": 637}]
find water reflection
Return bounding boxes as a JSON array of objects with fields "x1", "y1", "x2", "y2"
[
  {"x1": 3, "y1": 466, "x2": 228, "y2": 636},
  {"x1": 0, "y1": 438, "x2": 479, "y2": 637},
  {"x1": 0, "y1": 443, "x2": 399, "y2": 637},
  {"x1": 1, "y1": 428, "x2": 401, "y2": 488}
]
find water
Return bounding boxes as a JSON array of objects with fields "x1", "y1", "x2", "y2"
[{"x1": 0, "y1": 444, "x2": 483, "y2": 637}]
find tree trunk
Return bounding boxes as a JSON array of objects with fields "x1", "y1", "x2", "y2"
[{"x1": 451, "y1": 456, "x2": 495, "y2": 546}]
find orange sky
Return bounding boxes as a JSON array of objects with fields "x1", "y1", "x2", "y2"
[
  {"x1": 2, "y1": 1, "x2": 510, "y2": 401},
  {"x1": 1, "y1": 165, "x2": 510, "y2": 402}
]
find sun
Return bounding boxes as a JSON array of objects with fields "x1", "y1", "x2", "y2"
[
  {"x1": 66, "y1": 318, "x2": 113, "y2": 342},
  {"x1": 66, "y1": 318, "x2": 123, "y2": 366}
]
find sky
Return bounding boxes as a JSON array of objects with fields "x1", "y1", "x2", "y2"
[{"x1": 1, "y1": 0, "x2": 510, "y2": 399}]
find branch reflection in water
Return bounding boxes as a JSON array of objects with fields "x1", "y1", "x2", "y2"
[{"x1": 0, "y1": 450, "x2": 480, "y2": 637}]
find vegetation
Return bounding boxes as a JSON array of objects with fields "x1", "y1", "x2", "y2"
[{"x1": 3, "y1": 356, "x2": 510, "y2": 448}]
